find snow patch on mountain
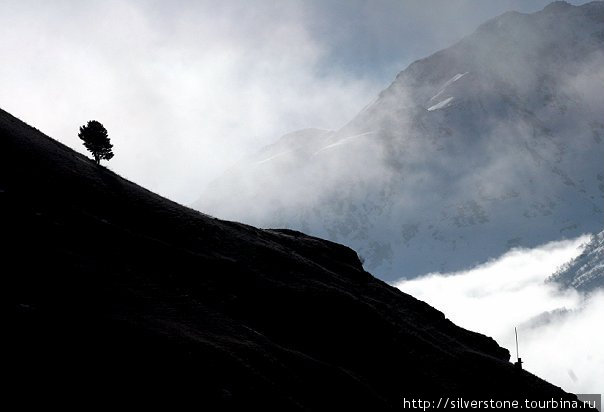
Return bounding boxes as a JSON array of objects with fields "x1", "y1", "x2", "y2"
[
  {"x1": 428, "y1": 72, "x2": 469, "y2": 102},
  {"x1": 427, "y1": 96, "x2": 455, "y2": 111},
  {"x1": 314, "y1": 131, "x2": 376, "y2": 155}
]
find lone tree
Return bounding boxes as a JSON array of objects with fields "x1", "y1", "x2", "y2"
[{"x1": 78, "y1": 120, "x2": 114, "y2": 165}]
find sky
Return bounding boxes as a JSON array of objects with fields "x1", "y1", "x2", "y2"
[
  {"x1": 0, "y1": 0, "x2": 588, "y2": 204},
  {"x1": 395, "y1": 235, "x2": 604, "y2": 395}
]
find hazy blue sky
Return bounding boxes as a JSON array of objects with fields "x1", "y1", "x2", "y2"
[{"x1": 0, "y1": 0, "x2": 587, "y2": 202}]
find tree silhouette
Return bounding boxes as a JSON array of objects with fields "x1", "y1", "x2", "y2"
[{"x1": 78, "y1": 120, "x2": 114, "y2": 165}]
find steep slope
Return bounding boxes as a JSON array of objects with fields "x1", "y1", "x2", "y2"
[
  {"x1": 0, "y1": 108, "x2": 580, "y2": 408},
  {"x1": 550, "y1": 229, "x2": 604, "y2": 292},
  {"x1": 195, "y1": 1, "x2": 604, "y2": 280}
]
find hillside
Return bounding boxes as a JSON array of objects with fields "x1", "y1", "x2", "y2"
[
  {"x1": 550, "y1": 229, "x2": 604, "y2": 292},
  {"x1": 195, "y1": 1, "x2": 604, "y2": 280},
  {"x1": 0, "y1": 107, "x2": 581, "y2": 408}
]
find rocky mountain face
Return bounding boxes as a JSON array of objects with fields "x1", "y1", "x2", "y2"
[
  {"x1": 550, "y1": 229, "x2": 604, "y2": 292},
  {"x1": 1, "y1": 107, "x2": 582, "y2": 408},
  {"x1": 195, "y1": 1, "x2": 604, "y2": 281}
]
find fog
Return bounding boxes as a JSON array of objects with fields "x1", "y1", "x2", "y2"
[
  {"x1": 0, "y1": 0, "x2": 582, "y2": 204},
  {"x1": 395, "y1": 235, "x2": 604, "y2": 394},
  {"x1": 193, "y1": 3, "x2": 604, "y2": 280}
]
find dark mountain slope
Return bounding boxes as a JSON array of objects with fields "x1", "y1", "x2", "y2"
[{"x1": 1, "y1": 108, "x2": 579, "y2": 408}]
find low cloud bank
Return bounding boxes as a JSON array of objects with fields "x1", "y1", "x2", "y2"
[{"x1": 395, "y1": 235, "x2": 604, "y2": 394}]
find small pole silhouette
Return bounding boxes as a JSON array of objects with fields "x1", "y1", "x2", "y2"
[{"x1": 514, "y1": 327, "x2": 523, "y2": 370}]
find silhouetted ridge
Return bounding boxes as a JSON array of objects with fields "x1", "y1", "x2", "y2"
[{"x1": 1, "y1": 107, "x2": 583, "y2": 408}]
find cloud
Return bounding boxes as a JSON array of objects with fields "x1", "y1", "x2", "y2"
[
  {"x1": 394, "y1": 235, "x2": 604, "y2": 395},
  {"x1": 0, "y1": 0, "x2": 381, "y2": 203},
  {"x1": 0, "y1": 1, "x2": 588, "y2": 205}
]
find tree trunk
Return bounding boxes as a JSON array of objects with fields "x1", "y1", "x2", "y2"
[{"x1": 94, "y1": 154, "x2": 100, "y2": 165}]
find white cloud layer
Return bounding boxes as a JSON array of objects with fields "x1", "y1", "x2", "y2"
[{"x1": 395, "y1": 235, "x2": 604, "y2": 395}]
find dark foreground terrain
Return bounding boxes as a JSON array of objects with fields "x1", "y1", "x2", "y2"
[{"x1": 1, "y1": 108, "x2": 580, "y2": 409}]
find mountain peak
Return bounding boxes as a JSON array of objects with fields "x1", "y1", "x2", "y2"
[
  {"x1": 542, "y1": 1, "x2": 573, "y2": 12},
  {"x1": 196, "y1": 3, "x2": 604, "y2": 280}
]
